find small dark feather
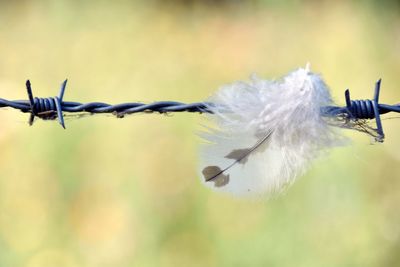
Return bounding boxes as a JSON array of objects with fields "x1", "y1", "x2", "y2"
[
  {"x1": 203, "y1": 131, "x2": 273, "y2": 187},
  {"x1": 202, "y1": 166, "x2": 230, "y2": 187},
  {"x1": 224, "y1": 131, "x2": 271, "y2": 165},
  {"x1": 225, "y1": 149, "x2": 252, "y2": 164}
]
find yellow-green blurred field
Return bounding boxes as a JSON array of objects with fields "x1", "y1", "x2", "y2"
[{"x1": 0, "y1": 1, "x2": 399, "y2": 266}]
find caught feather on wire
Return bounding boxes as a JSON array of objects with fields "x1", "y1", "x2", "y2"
[{"x1": 200, "y1": 64, "x2": 344, "y2": 196}]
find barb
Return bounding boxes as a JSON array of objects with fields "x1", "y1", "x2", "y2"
[
  {"x1": 0, "y1": 79, "x2": 399, "y2": 141},
  {"x1": 321, "y1": 79, "x2": 400, "y2": 142}
]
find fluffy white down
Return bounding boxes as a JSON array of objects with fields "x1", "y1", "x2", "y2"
[{"x1": 199, "y1": 65, "x2": 340, "y2": 197}]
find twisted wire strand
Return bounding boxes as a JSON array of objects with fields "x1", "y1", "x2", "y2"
[
  {"x1": 0, "y1": 99, "x2": 213, "y2": 114},
  {"x1": 0, "y1": 79, "x2": 399, "y2": 141}
]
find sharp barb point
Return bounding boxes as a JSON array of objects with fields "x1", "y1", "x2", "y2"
[
  {"x1": 345, "y1": 89, "x2": 352, "y2": 109},
  {"x1": 59, "y1": 79, "x2": 68, "y2": 100}
]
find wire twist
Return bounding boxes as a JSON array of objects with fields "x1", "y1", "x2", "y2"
[
  {"x1": 25, "y1": 80, "x2": 68, "y2": 128},
  {"x1": 324, "y1": 79, "x2": 399, "y2": 142},
  {"x1": 0, "y1": 79, "x2": 399, "y2": 142}
]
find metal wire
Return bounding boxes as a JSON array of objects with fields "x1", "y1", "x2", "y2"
[{"x1": 0, "y1": 79, "x2": 399, "y2": 141}]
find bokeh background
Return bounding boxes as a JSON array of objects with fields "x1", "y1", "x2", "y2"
[{"x1": 0, "y1": 0, "x2": 399, "y2": 266}]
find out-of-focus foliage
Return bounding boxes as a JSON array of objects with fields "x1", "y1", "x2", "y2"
[{"x1": 0, "y1": 1, "x2": 399, "y2": 266}]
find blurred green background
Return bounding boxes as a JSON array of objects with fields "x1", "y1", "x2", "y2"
[{"x1": 0, "y1": 0, "x2": 399, "y2": 266}]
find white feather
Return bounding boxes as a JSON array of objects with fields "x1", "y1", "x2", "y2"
[{"x1": 199, "y1": 64, "x2": 341, "y2": 197}]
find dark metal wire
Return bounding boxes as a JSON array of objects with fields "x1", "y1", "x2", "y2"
[{"x1": 0, "y1": 79, "x2": 399, "y2": 141}]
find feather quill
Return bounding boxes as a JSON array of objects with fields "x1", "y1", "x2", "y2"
[{"x1": 199, "y1": 64, "x2": 341, "y2": 197}]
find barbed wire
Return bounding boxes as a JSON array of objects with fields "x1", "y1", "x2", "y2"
[{"x1": 0, "y1": 79, "x2": 399, "y2": 141}]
